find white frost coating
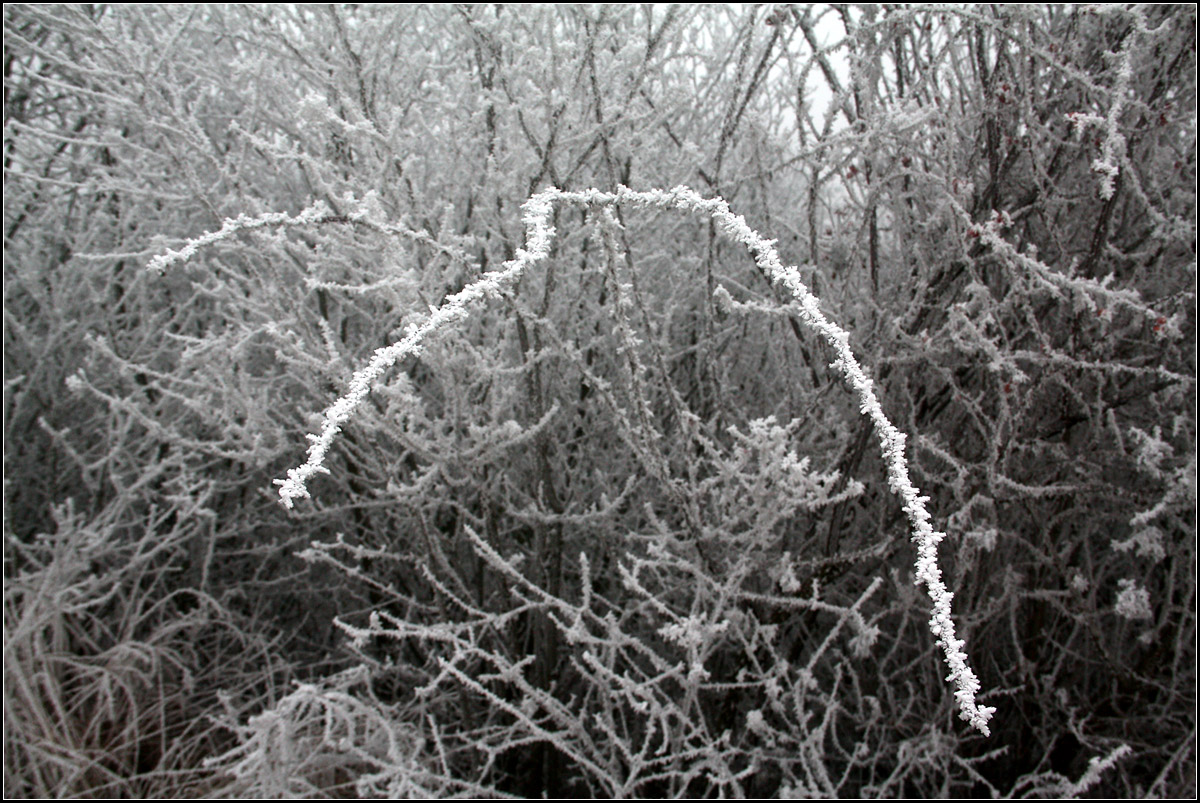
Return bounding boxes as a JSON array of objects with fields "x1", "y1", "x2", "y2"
[
  {"x1": 272, "y1": 189, "x2": 559, "y2": 510},
  {"x1": 613, "y1": 186, "x2": 995, "y2": 736},
  {"x1": 1114, "y1": 578, "x2": 1154, "y2": 621},
  {"x1": 1067, "y1": 5, "x2": 1148, "y2": 201},
  {"x1": 1063, "y1": 744, "x2": 1132, "y2": 797},
  {"x1": 147, "y1": 184, "x2": 996, "y2": 736},
  {"x1": 146, "y1": 202, "x2": 335, "y2": 274}
]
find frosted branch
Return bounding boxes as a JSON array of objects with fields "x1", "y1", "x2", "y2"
[
  {"x1": 149, "y1": 185, "x2": 996, "y2": 735},
  {"x1": 145, "y1": 201, "x2": 337, "y2": 274}
]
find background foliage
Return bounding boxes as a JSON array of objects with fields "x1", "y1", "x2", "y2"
[{"x1": 4, "y1": 4, "x2": 1194, "y2": 797}]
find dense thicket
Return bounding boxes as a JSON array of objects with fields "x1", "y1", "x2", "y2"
[{"x1": 4, "y1": 4, "x2": 1194, "y2": 797}]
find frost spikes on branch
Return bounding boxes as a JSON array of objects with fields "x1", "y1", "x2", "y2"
[{"x1": 147, "y1": 185, "x2": 995, "y2": 736}]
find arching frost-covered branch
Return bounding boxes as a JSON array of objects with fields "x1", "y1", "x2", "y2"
[{"x1": 148, "y1": 185, "x2": 996, "y2": 736}]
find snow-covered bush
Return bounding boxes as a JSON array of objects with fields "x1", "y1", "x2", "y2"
[{"x1": 5, "y1": 3, "x2": 1193, "y2": 798}]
